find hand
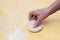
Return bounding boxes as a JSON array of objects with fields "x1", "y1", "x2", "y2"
[{"x1": 29, "y1": 7, "x2": 51, "y2": 27}]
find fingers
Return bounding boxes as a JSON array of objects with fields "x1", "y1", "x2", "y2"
[
  {"x1": 29, "y1": 11, "x2": 37, "y2": 20},
  {"x1": 29, "y1": 12, "x2": 33, "y2": 20},
  {"x1": 32, "y1": 15, "x2": 37, "y2": 20},
  {"x1": 29, "y1": 14, "x2": 37, "y2": 21},
  {"x1": 33, "y1": 17, "x2": 43, "y2": 28}
]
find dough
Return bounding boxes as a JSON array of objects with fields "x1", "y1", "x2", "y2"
[{"x1": 25, "y1": 20, "x2": 44, "y2": 32}]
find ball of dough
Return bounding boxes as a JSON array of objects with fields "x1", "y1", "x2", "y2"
[{"x1": 25, "y1": 20, "x2": 44, "y2": 32}]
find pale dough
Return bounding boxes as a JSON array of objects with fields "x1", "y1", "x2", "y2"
[{"x1": 25, "y1": 20, "x2": 44, "y2": 32}]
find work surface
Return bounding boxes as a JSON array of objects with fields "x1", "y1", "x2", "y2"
[{"x1": 0, "y1": 0, "x2": 60, "y2": 40}]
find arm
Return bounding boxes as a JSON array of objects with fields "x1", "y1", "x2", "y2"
[
  {"x1": 49, "y1": 0, "x2": 60, "y2": 15},
  {"x1": 29, "y1": 0, "x2": 60, "y2": 27}
]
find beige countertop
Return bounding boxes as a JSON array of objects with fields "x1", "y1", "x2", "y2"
[{"x1": 0, "y1": 0, "x2": 60, "y2": 40}]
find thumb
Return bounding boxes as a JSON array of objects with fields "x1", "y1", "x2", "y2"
[{"x1": 33, "y1": 17, "x2": 42, "y2": 28}]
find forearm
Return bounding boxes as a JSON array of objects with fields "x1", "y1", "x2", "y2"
[{"x1": 48, "y1": 0, "x2": 60, "y2": 14}]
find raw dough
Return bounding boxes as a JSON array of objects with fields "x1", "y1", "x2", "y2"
[{"x1": 25, "y1": 20, "x2": 44, "y2": 32}]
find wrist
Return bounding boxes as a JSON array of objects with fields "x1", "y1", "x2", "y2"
[
  {"x1": 47, "y1": 6, "x2": 53, "y2": 15},
  {"x1": 48, "y1": 0, "x2": 60, "y2": 15}
]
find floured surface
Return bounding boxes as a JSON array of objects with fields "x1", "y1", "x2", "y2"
[
  {"x1": 6, "y1": 28, "x2": 28, "y2": 40},
  {"x1": 25, "y1": 20, "x2": 44, "y2": 32},
  {"x1": 0, "y1": 0, "x2": 60, "y2": 40}
]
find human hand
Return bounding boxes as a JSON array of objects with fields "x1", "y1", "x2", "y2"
[{"x1": 29, "y1": 7, "x2": 51, "y2": 27}]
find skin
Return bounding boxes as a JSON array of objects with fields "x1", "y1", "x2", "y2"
[{"x1": 29, "y1": 0, "x2": 60, "y2": 28}]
